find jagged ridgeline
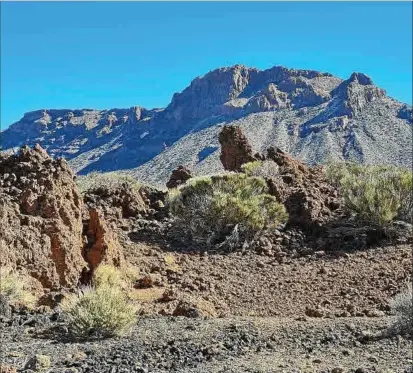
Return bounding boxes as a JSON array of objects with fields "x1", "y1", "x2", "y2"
[{"x1": 2, "y1": 64, "x2": 412, "y2": 186}]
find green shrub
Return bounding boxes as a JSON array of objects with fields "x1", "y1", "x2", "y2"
[
  {"x1": 389, "y1": 283, "x2": 412, "y2": 337},
  {"x1": 168, "y1": 173, "x2": 288, "y2": 249},
  {"x1": 61, "y1": 284, "x2": 138, "y2": 339},
  {"x1": 0, "y1": 268, "x2": 36, "y2": 308},
  {"x1": 325, "y1": 162, "x2": 412, "y2": 226},
  {"x1": 76, "y1": 171, "x2": 141, "y2": 194},
  {"x1": 241, "y1": 160, "x2": 280, "y2": 179}
]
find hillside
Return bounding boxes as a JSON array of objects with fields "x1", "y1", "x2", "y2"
[{"x1": 1, "y1": 64, "x2": 412, "y2": 186}]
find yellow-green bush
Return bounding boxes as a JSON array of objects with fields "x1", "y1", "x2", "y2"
[
  {"x1": 61, "y1": 265, "x2": 139, "y2": 339},
  {"x1": 76, "y1": 171, "x2": 141, "y2": 194},
  {"x1": 0, "y1": 268, "x2": 36, "y2": 308},
  {"x1": 168, "y1": 173, "x2": 288, "y2": 248},
  {"x1": 241, "y1": 160, "x2": 280, "y2": 179},
  {"x1": 325, "y1": 162, "x2": 412, "y2": 226},
  {"x1": 92, "y1": 264, "x2": 138, "y2": 293},
  {"x1": 61, "y1": 284, "x2": 138, "y2": 339}
]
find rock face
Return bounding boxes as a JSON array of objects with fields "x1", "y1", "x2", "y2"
[
  {"x1": 219, "y1": 126, "x2": 256, "y2": 171},
  {"x1": 166, "y1": 166, "x2": 192, "y2": 189},
  {"x1": 0, "y1": 145, "x2": 87, "y2": 290},
  {"x1": 83, "y1": 208, "x2": 124, "y2": 275},
  {"x1": 1, "y1": 64, "x2": 411, "y2": 186}
]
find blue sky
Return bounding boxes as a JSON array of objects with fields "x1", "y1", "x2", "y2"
[{"x1": 1, "y1": 1, "x2": 412, "y2": 129}]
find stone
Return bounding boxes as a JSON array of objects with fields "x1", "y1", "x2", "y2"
[
  {"x1": 218, "y1": 125, "x2": 256, "y2": 171},
  {"x1": 24, "y1": 354, "x2": 51, "y2": 371},
  {"x1": 166, "y1": 165, "x2": 192, "y2": 189}
]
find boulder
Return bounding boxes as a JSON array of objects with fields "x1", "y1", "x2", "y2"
[
  {"x1": 166, "y1": 165, "x2": 192, "y2": 189},
  {"x1": 218, "y1": 125, "x2": 256, "y2": 171}
]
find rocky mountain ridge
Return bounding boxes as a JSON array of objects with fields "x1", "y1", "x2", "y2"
[{"x1": 1, "y1": 64, "x2": 412, "y2": 186}]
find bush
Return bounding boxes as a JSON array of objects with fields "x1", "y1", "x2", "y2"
[
  {"x1": 241, "y1": 160, "x2": 280, "y2": 179},
  {"x1": 389, "y1": 283, "x2": 412, "y2": 337},
  {"x1": 61, "y1": 284, "x2": 138, "y2": 339},
  {"x1": 76, "y1": 171, "x2": 141, "y2": 194},
  {"x1": 92, "y1": 264, "x2": 137, "y2": 292},
  {"x1": 325, "y1": 162, "x2": 412, "y2": 226},
  {"x1": 168, "y1": 173, "x2": 288, "y2": 249},
  {"x1": 0, "y1": 268, "x2": 36, "y2": 308}
]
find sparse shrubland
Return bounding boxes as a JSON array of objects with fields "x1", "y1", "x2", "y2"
[
  {"x1": 76, "y1": 171, "x2": 141, "y2": 194},
  {"x1": 241, "y1": 160, "x2": 280, "y2": 179},
  {"x1": 168, "y1": 173, "x2": 288, "y2": 249},
  {"x1": 389, "y1": 282, "x2": 412, "y2": 337},
  {"x1": 0, "y1": 268, "x2": 36, "y2": 308},
  {"x1": 325, "y1": 162, "x2": 412, "y2": 226},
  {"x1": 61, "y1": 265, "x2": 138, "y2": 339}
]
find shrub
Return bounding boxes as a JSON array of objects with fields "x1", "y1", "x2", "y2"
[
  {"x1": 61, "y1": 284, "x2": 138, "y2": 339},
  {"x1": 389, "y1": 283, "x2": 412, "y2": 337},
  {"x1": 92, "y1": 264, "x2": 137, "y2": 292},
  {"x1": 325, "y1": 162, "x2": 412, "y2": 226},
  {"x1": 76, "y1": 171, "x2": 141, "y2": 194},
  {"x1": 168, "y1": 173, "x2": 288, "y2": 249},
  {"x1": 0, "y1": 268, "x2": 36, "y2": 308},
  {"x1": 241, "y1": 160, "x2": 280, "y2": 179}
]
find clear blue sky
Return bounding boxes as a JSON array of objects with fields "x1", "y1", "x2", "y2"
[{"x1": 1, "y1": 1, "x2": 412, "y2": 129}]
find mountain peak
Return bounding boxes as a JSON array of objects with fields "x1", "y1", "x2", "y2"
[{"x1": 349, "y1": 72, "x2": 374, "y2": 85}]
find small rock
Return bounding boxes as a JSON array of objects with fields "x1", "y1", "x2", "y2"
[
  {"x1": 305, "y1": 307, "x2": 324, "y2": 318},
  {"x1": 331, "y1": 368, "x2": 344, "y2": 373},
  {"x1": 367, "y1": 355, "x2": 379, "y2": 363},
  {"x1": 24, "y1": 355, "x2": 51, "y2": 371},
  {"x1": 342, "y1": 349, "x2": 354, "y2": 356}
]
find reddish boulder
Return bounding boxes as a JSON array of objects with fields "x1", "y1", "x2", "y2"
[
  {"x1": 218, "y1": 125, "x2": 256, "y2": 171},
  {"x1": 166, "y1": 165, "x2": 192, "y2": 189}
]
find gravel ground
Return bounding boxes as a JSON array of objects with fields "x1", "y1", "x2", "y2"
[{"x1": 1, "y1": 313, "x2": 412, "y2": 373}]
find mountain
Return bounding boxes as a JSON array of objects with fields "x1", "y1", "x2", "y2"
[{"x1": 1, "y1": 64, "x2": 412, "y2": 186}]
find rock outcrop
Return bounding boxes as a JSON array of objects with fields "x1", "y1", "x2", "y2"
[
  {"x1": 83, "y1": 208, "x2": 124, "y2": 275},
  {"x1": 219, "y1": 126, "x2": 256, "y2": 171},
  {"x1": 0, "y1": 145, "x2": 87, "y2": 290},
  {"x1": 166, "y1": 166, "x2": 192, "y2": 189},
  {"x1": 264, "y1": 147, "x2": 341, "y2": 231}
]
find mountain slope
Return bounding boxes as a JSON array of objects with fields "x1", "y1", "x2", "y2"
[{"x1": 1, "y1": 64, "x2": 412, "y2": 186}]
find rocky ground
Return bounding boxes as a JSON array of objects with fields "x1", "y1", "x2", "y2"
[
  {"x1": 1, "y1": 237, "x2": 411, "y2": 373},
  {"x1": 1, "y1": 307, "x2": 412, "y2": 372}
]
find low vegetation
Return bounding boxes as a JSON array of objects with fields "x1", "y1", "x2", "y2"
[
  {"x1": 61, "y1": 265, "x2": 138, "y2": 339},
  {"x1": 325, "y1": 162, "x2": 412, "y2": 226},
  {"x1": 389, "y1": 282, "x2": 412, "y2": 337},
  {"x1": 168, "y1": 173, "x2": 288, "y2": 249},
  {"x1": 0, "y1": 268, "x2": 36, "y2": 308},
  {"x1": 76, "y1": 171, "x2": 141, "y2": 194},
  {"x1": 241, "y1": 160, "x2": 280, "y2": 179}
]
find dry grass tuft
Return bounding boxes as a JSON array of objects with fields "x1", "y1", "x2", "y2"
[{"x1": 0, "y1": 267, "x2": 36, "y2": 308}]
